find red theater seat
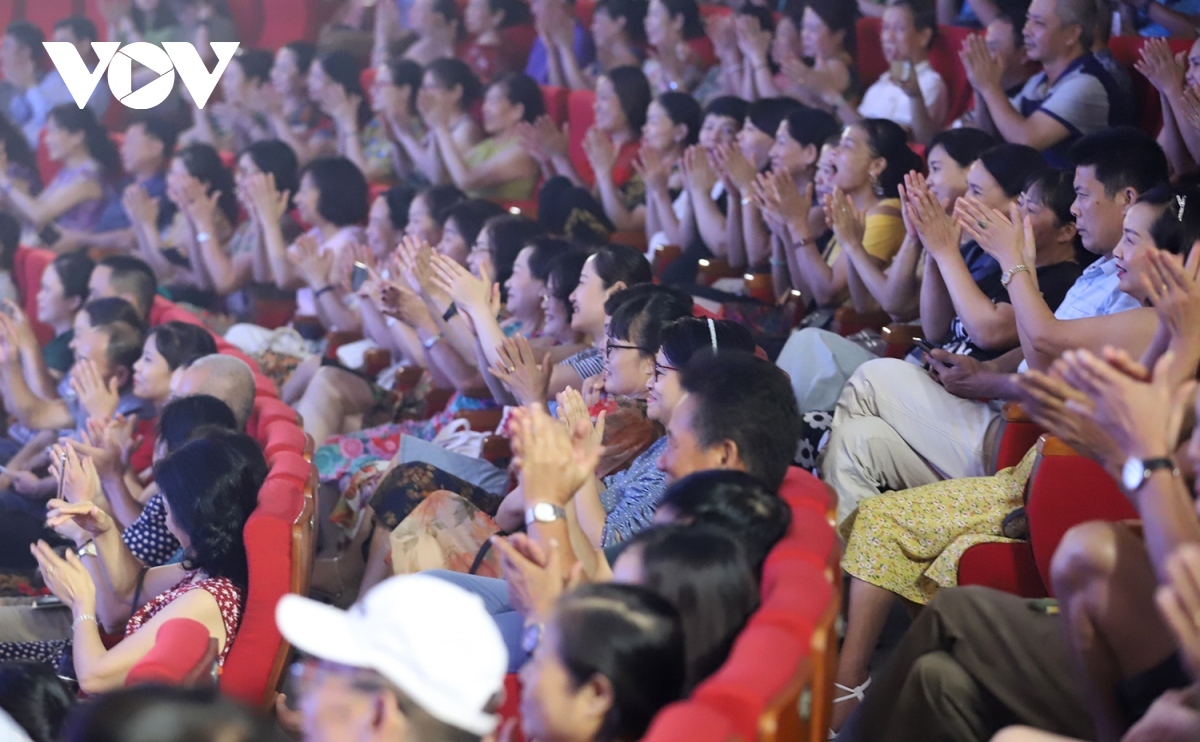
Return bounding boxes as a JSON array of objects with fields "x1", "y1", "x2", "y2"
[
  {"x1": 567, "y1": 89, "x2": 597, "y2": 186},
  {"x1": 13, "y1": 247, "x2": 55, "y2": 345}
]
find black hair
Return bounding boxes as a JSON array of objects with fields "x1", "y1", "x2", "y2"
[
  {"x1": 82, "y1": 297, "x2": 144, "y2": 332},
  {"x1": 98, "y1": 256, "x2": 158, "y2": 319},
  {"x1": 492, "y1": 73, "x2": 546, "y2": 124},
  {"x1": 746, "y1": 97, "x2": 803, "y2": 137},
  {"x1": 554, "y1": 584, "x2": 686, "y2": 742},
  {"x1": 1070, "y1": 127, "x2": 1170, "y2": 199},
  {"x1": 1139, "y1": 185, "x2": 1200, "y2": 258},
  {"x1": 318, "y1": 50, "x2": 371, "y2": 127},
  {"x1": 282, "y1": 41, "x2": 318, "y2": 75},
  {"x1": 385, "y1": 58, "x2": 424, "y2": 116},
  {"x1": 978, "y1": 143, "x2": 1047, "y2": 199},
  {"x1": 595, "y1": 0, "x2": 648, "y2": 42},
  {"x1": 48, "y1": 105, "x2": 121, "y2": 178},
  {"x1": 593, "y1": 243, "x2": 653, "y2": 289},
  {"x1": 785, "y1": 107, "x2": 841, "y2": 148},
  {"x1": 149, "y1": 321, "x2": 218, "y2": 371},
  {"x1": 0, "y1": 111, "x2": 38, "y2": 190},
  {"x1": 431, "y1": 0, "x2": 465, "y2": 35},
  {"x1": 659, "y1": 469, "x2": 792, "y2": 577},
  {"x1": 604, "y1": 65, "x2": 654, "y2": 134},
  {"x1": 233, "y1": 48, "x2": 274, "y2": 85},
  {"x1": 54, "y1": 16, "x2": 99, "y2": 43},
  {"x1": 928, "y1": 128, "x2": 996, "y2": 168},
  {"x1": 4, "y1": 22, "x2": 45, "y2": 62},
  {"x1": 656, "y1": 92, "x2": 703, "y2": 147},
  {"x1": 383, "y1": 185, "x2": 418, "y2": 231},
  {"x1": 0, "y1": 213, "x2": 17, "y2": 272},
  {"x1": 241, "y1": 139, "x2": 299, "y2": 208},
  {"x1": 128, "y1": 0, "x2": 178, "y2": 35},
  {"x1": 604, "y1": 284, "x2": 694, "y2": 355},
  {"x1": 678, "y1": 351, "x2": 802, "y2": 491},
  {"x1": 656, "y1": 0, "x2": 704, "y2": 39},
  {"x1": 623, "y1": 524, "x2": 759, "y2": 692},
  {"x1": 445, "y1": 199, "x2": 507, "y2": 253},
  {"x1": 488, "y1": 0, "x2": 533, "y2": 26},
  {"x1": 858, "y1": 118, "x2": 925, "y2": 198},
  {"x1": 51, "y1": 250, "x2": 95, "y2": 309},
  {"x1": 546, "y1": 246, "x2": 592, "y2": 321},
  {"x1": 704, "y1": 95, "x2": 748, "y2": 125},
  {"x1": 176, "y1": 143, "x2": 238, "y2": 223},
  {"x1": 301, "y1": 157, "x2": 370, "y2": 226},
  {"x1": 128, "y1": 116, "x2": 179, "y2": 163},
  {"x1": 425, "y1": 58, "x2": 484, "y2": 111},
  {"x1": 737, "y1": 3, "x2": 776, "y2": 35},
  {"x1": 422, "y1": 183, "x2": 469, "y2": 227},
  {"x1": 885, "y1": 0, "x2": 937, "y2": 48},
  {"x1": 0, "y1": 661, "x2": 73, "y2": 742},
  {"x1": 60, "y1": 684, "x2": 270, "y2": 742},
  {"x1": 486, "y1": 214, "x2": 547, "y2": 294},
  {"x1": 659, "y1": 317, "x2": 756, "y2": 367},
  {"x1": 154, "y1": 432, "x2": 267, "y2": 592},
  {"x1": 799, "y1": 0, "x2": 858, "y2": 56},
  {"x1": 1025, "y1": 168, "x2": 1077, "y2": 228},
  {"x1": 95, "y1": 320, "x2": 147, "y2": 380},
  {"x1": 157, "y1": 394, "x2": 238, "y2": 454}
]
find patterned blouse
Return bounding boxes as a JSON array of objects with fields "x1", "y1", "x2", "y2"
[
  {"x1": 561, "y1": 347, "x2": 604, "y2": 380},
  {"x1": 123, "y1": 491, "x2": 181, "y2": 566},
  {"x1": 599, "y1": 435, "x2": 669, "y2": 546},
  {"x1": 126, "y1": 571, "x2": 244, "y2": 666}
]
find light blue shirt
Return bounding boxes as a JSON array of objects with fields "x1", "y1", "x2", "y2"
[
  {"x1": 1138, "y1": 0, "x2": 1200, "y2": 36},
  {"x1": 42, "y1": 69, "x2": 111, "y2": 120},
  {"x1": 5, "y1": 72, "x2": 76, "y2": 148},
  {"x1": 599, "y1": 436, "x2": 669, "y2": 546}
]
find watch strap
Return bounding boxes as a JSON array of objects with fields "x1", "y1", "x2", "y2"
[{"x1": 1001, "y1": 264, "x2": 1030, "y2": 287}]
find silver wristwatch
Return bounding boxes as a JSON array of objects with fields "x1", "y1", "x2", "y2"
[{"x1": 525, "y1": 502, "x2": 566, "y2": 526}]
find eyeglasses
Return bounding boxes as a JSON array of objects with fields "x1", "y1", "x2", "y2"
[
  {"x1": 288, "y1": 658, "x2": 392, "y2": 697},
  {"x1": 604, "y1": 341, "x2": 645, "y2": 358},
  {"x1": 652, "y1": 360, "x2": 678, "y2": 382}
]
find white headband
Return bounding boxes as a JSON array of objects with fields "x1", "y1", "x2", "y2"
[{"x1": 707, "y1": 317, "x2": 717, "y2": 351}]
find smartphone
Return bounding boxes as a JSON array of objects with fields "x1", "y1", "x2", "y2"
[
  {"x1": 913, "y1": 337, "x2": 936, "y2": 355},
  {"x1": 33, "y1": 595, "x2": 63, "y2": 609},
  {"x1": 351, "y1": 262, "x2": 370, "y2": 292},
  {"x1": 38, "y1": 224, "x2": 62, "y2": 247},
  {"x1": 890, "y1": 60, "x2": 913, "y2": 83},
  {"x1": 162, "y1": 247, "x2": 192, "y2": 268}
]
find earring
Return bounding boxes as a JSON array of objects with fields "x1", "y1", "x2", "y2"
[{"x1": 871, "y1": 173, "x2": 884, "y2": 197}]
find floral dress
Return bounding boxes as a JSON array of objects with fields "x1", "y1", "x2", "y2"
[
  {"x1": 840, "y1": 446, "x2": 1038, "y2": 604},
  {"x1": 0, "y1": 571, "x2": 243, "y2": 673}
]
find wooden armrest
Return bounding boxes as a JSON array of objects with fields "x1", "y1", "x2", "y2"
[
  {"x1": 481, "y1": 435, "x2": 513, "y2": 464},
  {"x1": 880, "y1": 323, "x2": 921, "y2": 346},
  {"x1": 363, "y1": 348, "x2": 391, "y2": 378},
  {"x1": 610, "y1": 230, "x2": 648, "y2": 252},
  {"x1": 651, "y1": 244, "x2": 683, "y2": 277},
  {"x1": 832, "y1": 308, "x2": 890, "y2": 336},
  {"x1": 393, "y1": 365, "x2": 424, "y2": 393},
  {"x1": 1036, "y1": 433, "x2": 1080, "y2": 458},
  {"x1": 454, "y1": 408, "x2": 504, "y2": 432},
  {"x1": 744, "y1": 272, "x2": 775, "y2": 304},
  {"x1": 327, "y1": 329, "x2": 365, "y2": 351},
  {"x1": 1002, "y1": 401, "x2": 1034, "y2": 424},
  {"x1": 696, "y1": 257, "x2": 742, "y2": 286}
]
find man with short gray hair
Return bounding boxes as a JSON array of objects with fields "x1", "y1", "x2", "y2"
[
  {"x1": 961, "y1": 0, "x2": 1127, "y2": 166},
  {"x1": 171, "y1": 354, "x2": 256, "y2": 431}
]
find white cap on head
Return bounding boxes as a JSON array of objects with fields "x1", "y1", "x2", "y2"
[{"x1": 276, "y1": 574, "x2": 509, "y2": 736}]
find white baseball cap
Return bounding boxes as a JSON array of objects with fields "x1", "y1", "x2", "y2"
[{"x1": 276, "y1": 573, "x2": 509, "y2": 736}]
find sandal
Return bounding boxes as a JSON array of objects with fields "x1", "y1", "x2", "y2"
[{"x1": 829, "y1": 677, "x2": 872, "y2": 740}]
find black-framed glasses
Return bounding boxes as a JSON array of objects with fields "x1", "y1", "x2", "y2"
[
  {"x1": 652, "y1": 360, "x2": 678, "y2": 382},
  {"x1": 604, "y1": 341, "x2": 645, "y2": 358}
]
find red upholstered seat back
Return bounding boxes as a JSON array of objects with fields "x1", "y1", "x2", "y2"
[
  {"x1": 13, "y1": 247, "x2": 55, "y2": 345},
  {"x1": 567, "y1": 89, "x2": 598, "y2": 187}
]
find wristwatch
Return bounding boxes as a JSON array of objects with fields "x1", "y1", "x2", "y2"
[
  {"x1": 1000, "y1": 264, "x2": 1030, "y2": 287},
  {"x1": 76, "y1": 540, "x2": 97, "y2": 558},
  {"x1": 421, "y1": 332, "x2": 443, "y2": 350},
  {"x1": 521, "y1": 622, "x2": 544, "y2": 653},
  {"x1": 525, "y1": 502, "x2": 566, "y2": 526},
  {"x1": 1121, "y1": 456, "x2": 1178, "y2": 492}
]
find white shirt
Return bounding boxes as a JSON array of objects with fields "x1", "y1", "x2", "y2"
[{"x1": 858, "y1": 60, "x2": 948, "y2": 130}]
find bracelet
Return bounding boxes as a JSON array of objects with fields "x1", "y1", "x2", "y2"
[
  {"x1": 73, "y1": 613, "x2": 97, "y2": 630},
  {"x1": 1000, "y1": 264, "x2": 1030, "y2": 287},
  {"x1": 314, "y1": 285, "x2": 335, "y2": 298},
  {"x1": 195, "y1": 230, "x2": 212, "y2": 243},
  {"x1": 422, "y1": 332, "x2": 443, "y2": 350},
  {"x1": 442, "y1": 302, "x2": 458, "y2": 322}
]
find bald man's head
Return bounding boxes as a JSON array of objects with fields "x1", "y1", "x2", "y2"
[{"x1": 170, "y1": 354, "x2": 256, "y2": 430}]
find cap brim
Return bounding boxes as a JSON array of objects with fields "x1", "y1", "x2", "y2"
[{"x1": 276, "y1": 594, "x2": 376, "y2": 669}]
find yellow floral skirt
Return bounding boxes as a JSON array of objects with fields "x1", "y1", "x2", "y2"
[{"x1": 840, "y1": 446, "x2": 1038, "y2": 604}]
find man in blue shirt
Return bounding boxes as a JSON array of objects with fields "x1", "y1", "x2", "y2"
[
  {"x1": 56, "y1": 117, "x2": 176, "y2": 253},
  {"x1": 0, "y1": 22, "x2": 75, "y2": 149},
  {"x1": 42, "y1": 17, "x2": 112, "y2": 122}
]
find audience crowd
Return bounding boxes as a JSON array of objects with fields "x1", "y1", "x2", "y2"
[{"x1": 2, "y1": 0, "x2": 1200, "y2": 739}]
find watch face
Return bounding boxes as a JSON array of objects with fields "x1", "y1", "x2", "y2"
[
  {"x1": 1121, "y1": 457, "x2": 1144, "y2": 491},
  {"x1": 533, "y1": 503, "x2": 557, "y2": 521},
  {"x1": 521, "y1": 623, "x2": 541, "y2": 654}
]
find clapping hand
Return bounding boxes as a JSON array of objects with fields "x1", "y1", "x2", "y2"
[
  {"x1": 430, "y1": 253, "x2": 497, "y2": 317},
  {"x1": 490, "y1": 335, "x2": 554, "y2": 406},
  {"x1": 752, "y1": 168, "x2": 813, "y2": 238},
  {"x1": 680, "y1": 145, "x2": 718, "y2": 196},
  {"x1": 957, "y1": 198, "x2": 1032, "y2": 272},
  {"x1": 510, "y1": 402, "x2": 602, "y2": 507},
  {"x1": 1012, "y1": 368, "x2": 1123, "y2": 468},
  {"x1": 709, "y1": 141, "x2": 757, "y2": 194},
  {"x1": 959, "y1": 33, "x2": 1003, "y2": 93},
  {"x1": 122, "y1": 182, "x2": 160, "y2": 228},
  {"x1": 49, "y1": 441, "x2": 104, "y2": 506},
  {"x1": 491, "y1": 533, "x2": 582, "y2": 624},
  {"x1": 905, "y1": 176, "x2": 961, "y2": 259},
  {"x1": 556, "y1": 386, "x2": 606, "y2": 454},
  {"x1": 1136, "y1": 38, "x2": 1187, "y2": 95},
  {"x1": 30, "y1": 539, "x2": 96, "y2": 614},
  {"x1": 286, "y1": 233, "x2": 335, "y2": 289},
  {"x1": 582, "y1": 127, "x2": 618, "y2": 178},
  {"x1": 1140, "y1": 246, "x2": 1200, "y2": 350},
  {"x1": 1157, "y1": 544, "x2": 1200, "y2": 680},
  {"x1": 824, "y1": 188, "x2": 866, "y2": 250},
  {"x1": 242, "y1": 171, "x2": 291, "y2": 225},
  {"x1": 633, "y1": 144, "x2": 670, "y2": 193},
  {"x1": 0, "y1": 300, "x2": 37, "y2": 353},
  {"x1": 70, "y1": 358, "x2": 120, "y2": 420},
  {"x1": 66, "y1": 415, "x2": 140, "y2": 480}
]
